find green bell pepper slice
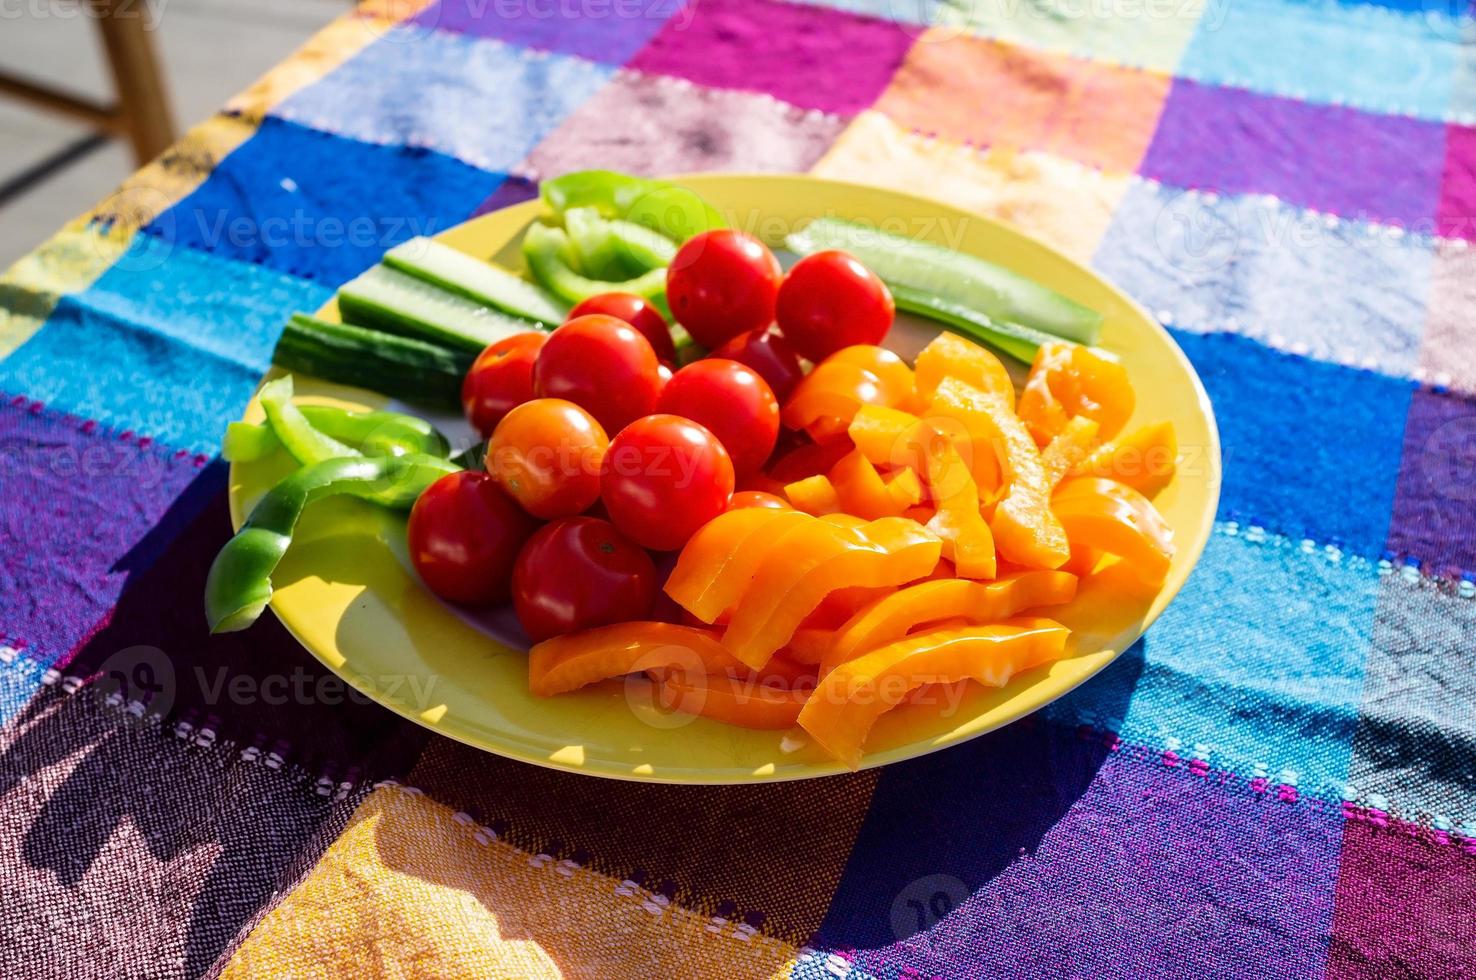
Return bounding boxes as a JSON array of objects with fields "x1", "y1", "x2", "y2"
[
  {"x1": 224, "y1": 401, "x2": 451, "y2": 463},
  {"x1": 540, "y1": 170, "x2": 725, "y2": 243}
]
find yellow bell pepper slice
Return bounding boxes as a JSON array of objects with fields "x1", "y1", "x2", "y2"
[
  {"x1": 785, "y1": 474, "x2": 841, "y2": 515},
  {"x1": 782, "y1": 359, "x2": 890, "y2": 441},
  {"x1": 848, "y1": 403, "x2": 1001, "y2": 500},
  {"x1": 826, "y1": 345, "x2": 917, "y2": 411},
  {"x1": 823, "y1": 570, "x2": 1077, "y2": 675},
  {"x1": 830, "y1": 449, "x2": 905, "y2": 519},
  {"x1": 651, "y1": 671, "x2": 809, "y2": 730},
  {"x1": 665, "y1": 507, "x2": 796, "y2": 620},
  {"x1": 930, "y1": 377, "x2": 1070, "y2": 569},
  {"x1": 1053, "y1": 477, "x2": 1175, "y2": 588},
  {"x1": 914, "y1": 332, "x2": 1015, "y2": 411},
  {"x1": 666, "y1": 508, "x2": 812, "y2": 623},
  {"x1": 722, "y1": 517, "x2": 942, "y2": 670},
  {"x1": 529, "y1": 622, "x2": 742, "y2": 697},
  {"x1": 1069, "y1": 420, "x2": 1177, "y2": 496},
  {"x1": 1018, "y1": 341, "x2": 1135, "y2": 448},
  {"x1": 799, "y1": 617, "x2": 1071, "y2": 768},
  {"x1": 1040, "y1": 416, "x2": 1101, "y2": 489}
]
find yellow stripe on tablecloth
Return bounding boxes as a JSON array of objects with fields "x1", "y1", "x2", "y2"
[
  {"x1": 810, "y1": 110, "x2": 1128, "y2": 263},
  {"x1": 218, "y1": 786, "x2": 802, "y2": 980},
  {"x1": 226, "y1": 15, "x2": 401, "y2": 123}
]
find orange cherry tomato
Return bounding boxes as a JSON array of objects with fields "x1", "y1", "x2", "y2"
[
  {"x1": 488, "y1": 398, "x2": 608, "y2": 519},
  {"x1": 728, "y1": 490, "x2": 790, "y2": 511}
]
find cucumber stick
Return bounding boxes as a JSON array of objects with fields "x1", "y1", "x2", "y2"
[
  {"x1": 890, "y1": 285, "x2": 1056, "y2": 364},
  {"x1": 338, "y1": 264, "x2": 541, "y2": 355},
  {"x1": 383, "y1": 237, "x2": 568, "y2": 326},
  {"x1": 522, "y1": 223, "x2": 665, "y2": 305},
  {"x1": 786, "y1": 217, "x2": 1102, "y2": 345},
  {"x1": 273, "y1": 314, "x2": 473, "y2": 410}
]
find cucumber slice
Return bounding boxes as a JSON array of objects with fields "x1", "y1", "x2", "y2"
[
  {"x1": 273, "y1": 314, "x2": 473, "y2": 410},
  {"x1": 338, "y1": 264, "x2": 542, "y2": 355},
  {"x1": 523, "y1": 223, "x2": 666, "y2": 305},
  {"x1": 383, "y1": 237, "x2": 568, "y2": 326},
  {"x1": 786, "y1": 217, "x2": 1102, "y2": 345},
  {"x1": 890, "y1": 285, "x2": 1057, "y2": 364}
]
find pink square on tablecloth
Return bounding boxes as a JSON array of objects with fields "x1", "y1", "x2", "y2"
[{"x1": 1436, "y1": 123, "x2": 1476, "y2": 241}]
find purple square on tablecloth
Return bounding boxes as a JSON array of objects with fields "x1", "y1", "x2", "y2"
[
  {"x1": 1140, "y1": 79, "x2": 1446, "y2": 229},
  {"x1": 628, "y1": 0, "x2": 915, "y2": 116},
  {"x1": 411, "y1": 0, "x2": 676, "y2": 65},
  {"x1": 1384, "y1": 386, "x2": 1476, "y2": 578}
]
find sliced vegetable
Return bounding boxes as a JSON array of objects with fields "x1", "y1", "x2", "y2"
[
  {"x1": 205, "y1": 454, "x2": 459, "y2": 633},
  {"x1": 257, "y1": 375, "x2": 357, "y2": 465},
  {"x1": 1069, "y1": 421, "x2": 1177, "y2": 496},
  {"x1": 539, "y1": 169, "x2": 726, "y2": 242},
  {"x1": 823, "y1": 570, "x2": 1077, "y2": 675},
  {"x1": 909, "y1": 421, "x2": 996, "y2": 580},
  {"x1": 914, "y1": 330, "x2": 1015, "y2": 410},
  {"x1": 652, "y1": 672, "x2": 808, "y2": 730},
  {"x1": 337, "y1": 264, "x2": 541, "y2": 355},
  {"x1": 826, "y1": 346, "x2": 917, "y2": 410},
  {"x1": 1039, "y1": 416, "x2": 1101, "y2": 489},
  {"x1": 890, "y1": 284, "x2": 1058, "y2": 365},
  {"x1": 782, "y1": 358, "x2": 890, "y2": 442},
  {"x1": 523, "y1": 223, "x2": 666, "y2": 305},
  {"x1": 1052, "y1": 477, "x2": 1175, "y2": 588},
  {"x1": 786, "y1": 217, "x2": 1102, "y2": 345},
  {"x1": 929, "y1": 376, "x2": 1070, "y2": 569},
  {"x1": 721, "y1": 516, "x2": 942, "y2": 670},
  {"x1": 785, "y1": 473, "x2": 840, "y2": 515},
  {"x1": 564, "y1": 207, "x2": 678, "y2": 277},
  {"x1": 798, "y1": 617, "x2": 1071, "y2": 768},
  {"x1": 667, "y1": 508, "x2": 811, "y2": 624},
  {"x1": 848, "y1": 403, "x2": 1000, "y2": 500},
  {"x1": 273, "y1": 314, "x2": 472, "y2": 410},
  {"x1": 829, "y1": 449, "x2": 904, "y2": 520},
  {"x1": 1018, "y1": 341, "x2": 1134, "y2": 447},
  {"x1": 225, "y1": 403, "x2": 449, "y2": 463},
  {"x1": 383, "y1": 237, "x2": 568, "y2": 325},
  {"x1": 527, "y1": 622, "x2": 742, "y2": 697}
]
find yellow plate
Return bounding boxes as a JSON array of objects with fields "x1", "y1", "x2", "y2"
[{"x1": 228, "y1": 174, "x2": 1220, "y2": 783}]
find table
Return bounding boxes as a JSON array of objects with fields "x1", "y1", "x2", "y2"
[{"x1": 0, "y1": 1, "x2": 1472, "y2": 977}]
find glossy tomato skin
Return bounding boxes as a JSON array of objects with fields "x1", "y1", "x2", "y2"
[
  {"x1": 728, "y1": 490, "x2": 790, "y2": 511},
  {"x1": 408, "y1": 471, "x2": 537, "y2": 605},
  {"x1": 568, "y1": 292, "x2": 676, "y2": 363},
  {"x1": 775, "y1": 250, "x2": 895, "y2": 363},
  {"x1": 488, "y1": 398, "x2": 608, "y2": 519},
  {"x1": 655, "y1": 359, "x2": 779, "y2": 476},
  {"x1": 533, "y1": 314, "x2": 662, "y2": 434},
  {"x1": 461, "y1": 333, "x2": 546, "y2": 437},
  {"x1": 512, "y1": 517, "x2": 658, "y2": 642},
  {"x1": 666, "y1": 230, "x2": 783, "y2": 349},
  {"x1": 711, "y1": 328, "x2": 806, "y2": 402},
  {"x1": 601, "y1": 414, "x2": 735, "y2": 550}
]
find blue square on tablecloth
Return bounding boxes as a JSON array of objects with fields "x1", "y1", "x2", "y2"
[
  {"x1": 271, "y1": 24, "x2": 614, "y2": 174},
  {"x1": 1179, "y1": 0, "x2": 1460, "y2": 122},
  {"x1": 1171, "y1": 329, "x2": 1413, "y2": 557},
  {"x1": 144, "y1": 116, "x2": 504, "y2": 285},
  {"x1": 0, "y1": 236, "x2": 331, "y2": 453},
  {"x1": 1094, "y1": 180, "x2": 1436, "y2": 377}
]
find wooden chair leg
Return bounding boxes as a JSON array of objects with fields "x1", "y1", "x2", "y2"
[{"x1": 90, "y1": 0, "x2": 176, "y2": 165}]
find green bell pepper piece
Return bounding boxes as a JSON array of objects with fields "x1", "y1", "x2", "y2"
[
  {"x1": 256, "y1": 376, "x2": 358, "y2": 465},
  {"x1": 540, "y1": 170, "x2": 725, "y2": 243},
  {"x1": 224, "y1": 403, "x2": 450, "y2": 463},
  {"x1": 523, "y1": 223, "x2": 666, "y2": 305},
  {"x1": 204, "y1": 454, "x2": 459, "y2": 633}
]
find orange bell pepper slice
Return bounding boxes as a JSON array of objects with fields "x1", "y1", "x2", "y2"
[
  {"x1": 1017, "y1": 342, "x2": 1135, "y2": 448},
  {"x1": 652, "y1": 671, "x2": 809, "y2": 730},
  {"x1": 782, "y1": 360, "x2": 890, "y2": 441},
  {"x1": 785, "y1": 474, "x2": 840, "y2": 515},
  {"x1": 785, "y1": 628, "x2": 833, "y2": 666},
  {"x1": 665, "y1": 507, "x2": 798, "y2": 620},
  {"x1": 908, "y1": 422, "x2": 996, "y2": 579},
  {"x1": 1053, "y1": 477, "x2": 1175, "y2": 588},
  {"x1": 914, "y1": 332, "x2": 1015, "y2": 411},
  {"x1": 930, "y1": 377, "x2": 1070, "y2": 570},
  {"x1": 528, "y1": 622, "x2": 742, "y2": 697},
  {"x1": 829, "y1": 449, "x2": 907, "y2": 519},
  {"x1": 667, "y1": 508, "x2": 812, "y2": 623},
  {"x1": 884, "y1": 468, "x2": 924, "y2": 510},
  {"x1": 826, "y1": 345, "x2": 918, "y2": 411},
  {"x1": 1069, "y1": 421, "x2": 1177, "y2": 496},
  {"x1": 722, "y1": 517, "x2": 943, "y2": 670},
  {"x1": 767, "y1": 436, "x2": 853, "y2": 483},
  {"x1": 848, "y1": 404, "x2": 1000, "y2": 497},
  {"x1": 823, "y1": 570, "x2": 1077, "y2": 675},
  {"x1": 799, "y1": 617, "x2": 1071, "y2": 768},
  {"x1": 1040, "y1": 416, "x2": 1101, "y2": 489}
]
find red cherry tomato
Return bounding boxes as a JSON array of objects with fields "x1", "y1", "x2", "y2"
[
  {"x1": 488, "y1": 398, "x2": 608, "y2": 519},
  {"x1": 728, "y1": 490, "x2": 790, "y2": 511},
  {"x1": 568, "y1": 292, "x2": 676, "y2": 363},
  {"x1": 534, "y1": 314, "x2": 662, "y2": 434},
  {"x1": 461, "y1": 333, "x2": 546, "y2": 437},
  {"x1": 601, "y1": 414, "x2": 735, "y2": 550},
  {"x1": 711, "y1": 327, "x2": 806, "y2": 401},
  {"x1": 775, "y1": 250, "x2": 895, "y2": 363},
  {"x1": 666, "y1": 230, "x2": 783, "y2": 349},
  {"x1": 512, "y1": 517, "x2": 658, "y2": 642},
  {"x1": 408, "y1": 471, "x2": 537, "y2": 605},
  {"x1": 655, "y1": 359, "x2": 779, "y2": 476}
]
